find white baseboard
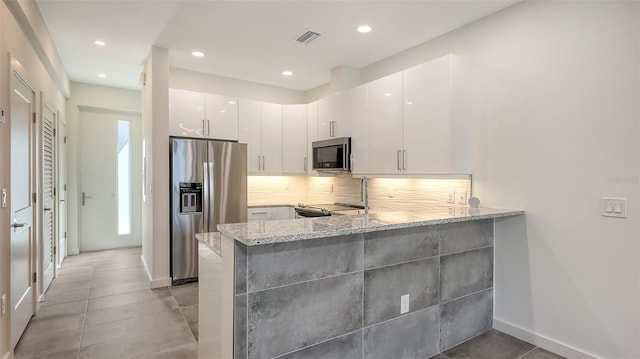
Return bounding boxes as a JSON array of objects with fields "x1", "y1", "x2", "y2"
[
  {"x1": 140, "y1": 255, "x2": 171, "y2": 288},
  {"x1": 67, "y1": 247, "x2": 79, "y2": 255},
  {"x1": 494, "y1": 319, "x2": 601, "y2": 359},
  {"x1": 150, "y1": 277, "x2": 171, "y2": 288}
]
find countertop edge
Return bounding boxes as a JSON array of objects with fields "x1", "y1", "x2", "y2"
[
  {"x1": 218, "y1": 207, "x2": 524, "y2": 246},
  {"x1": 196, "y1": 232, "x2": 221, "y2": 256}
]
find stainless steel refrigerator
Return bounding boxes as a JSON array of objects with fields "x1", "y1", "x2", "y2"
[{"x1": 170, "y1": 137, "x2": 247, "y2": 285}]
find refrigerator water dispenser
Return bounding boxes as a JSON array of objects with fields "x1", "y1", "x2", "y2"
[{"x1": 179, "y1": 182, "x2": 202, "y2": 214}]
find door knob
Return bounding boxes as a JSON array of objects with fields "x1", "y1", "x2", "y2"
[
  {"x1": 11, "y1": 221, "x2": 25, "y2": 228},
  {"x1": 82, "y1": 192, "x2": 93, "y2": 206},
  {"x1": 44, "y1": 207, "x2": 52, "y2": 212}
]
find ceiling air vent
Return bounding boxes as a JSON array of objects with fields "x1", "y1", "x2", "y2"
[{"x1": 295, "y1": 30, "x2": 321, "y2": 45}]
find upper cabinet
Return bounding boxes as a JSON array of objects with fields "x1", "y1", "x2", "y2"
[
  {"x1": 317, "y1": 93, "x2": 351, "y2": 140},
  {"x1": 169, "y1": 89, "x2": 206, "y2": 137},
  {"x1": 169, "y1": 88, "x2": 239, "y2": 141},
  {"x1": 345, "y1": 86, "x2": 368, "y2": 175},
  {"x1": 205, "y1": 94, "x2": 239, "y2": 141},
  {"x1": 306, "y1": 101, "x2": 318, "y2": 174},
  {"x1": 239, "y1": 100, "x2": 282, "y2": 174},
  {"x1": 281, "y1": 104, "x2": 308, "y2": 174},
  {"x1": 402, "y1": 54, "x2": 472, "y2": 174}
]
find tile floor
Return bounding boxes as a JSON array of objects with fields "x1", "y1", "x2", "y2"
[
  {"x1": 14, "y1": 247, "x2": 565, "y2": 359},
  {"x1": 14, "y1": 247, "x2": 199, "y2": 359}
]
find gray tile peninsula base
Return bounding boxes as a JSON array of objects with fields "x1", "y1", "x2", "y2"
[{"x1": 200, "y1": 218, "x2": 508, "y2": 359}]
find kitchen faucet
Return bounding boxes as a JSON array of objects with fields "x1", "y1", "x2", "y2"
[{"x1": 360, "y1": 176, "x2": 369, "y2": 215}]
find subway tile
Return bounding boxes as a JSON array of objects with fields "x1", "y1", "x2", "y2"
[
  {"x1": 442, "y1": 329, "x2": 535, "y2": 359},
  {"x1": 364, "y1": 226, "x2": 438, "y2": 269},
  {"x1": 439, "y1": 219, "x2": 493, "y2": 255},
  {"x1": 440, "y1": 247, "x2": 493, "y2": 302},
  {"x1": 235, "y1": 295, "x2": 248, "y2": 359},
  {"x1": 364, "y1": 257, "x2": 438, "y2": 326},
  {"x1": 440, "y1": 288, "x2": 493, "y2": 351},
  {"x1": 247, "y1": 234, "x2": 363, "y2": 292},
  {"x1": 363, "y1": 306, "x2": 439, "y2": 359},
  {"x1": 248, "y1": 273, "x2": 363, "y2": 359},
  {"x1": 277, "y1": 331, "x2": 362, "y2": 359}
]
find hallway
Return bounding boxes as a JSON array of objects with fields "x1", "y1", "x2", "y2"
[{"x1": 14, "y1": 247, "x2": 198, "y2": 359}]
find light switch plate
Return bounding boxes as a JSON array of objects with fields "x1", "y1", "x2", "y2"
[{"x1": 601, "y1": 197, "x2": 627, "y2": 218}]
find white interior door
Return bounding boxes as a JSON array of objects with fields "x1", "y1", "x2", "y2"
[
  {"x1": 79, "y1": 109, "x2": 139, "y2": 251},
  {"x1": 57, "y1": 118, "x2": 67, "y2": 267},
  {"x1": 40, "y1": 103, "x2": 55, "y2": 293},
  {"x1": 10, "y1": 65, "x2": 35, "y2": 349}
]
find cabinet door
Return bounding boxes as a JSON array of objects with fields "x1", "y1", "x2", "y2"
[
  {"x1": 206, "y1": 94, "x2": 238, "y2": 141},
  {"x1": 239, "y1": 99, "x2": 262, "y2": 173},
  {"x1": 169, "y1": 89, "x2": 205, "y2": 137},
  {"x1": 367, "y1": 72, "x2": 404, "y2": 174},
  {"x1": 306, "y1": 101, "x2": 318, "y2": 174},
  {"x1": 317, "y1": 96, "x2": 333, "y2": 140},
  {"x1": 271, "y1": 206, "x2": 291, "y2": 220},
  {"x1": 332, "y1": 90, "x2": 351, "y2": 138},
  {"x1": 260, "y1": 102, "x2": 282, "y2": 174},
  {"x1": 281, "y1": 104, "x2": 307, "y2": 174},
  {"x1": 347, "y1": 86, "x2": 368, "y2": 174},
  {"x1": 403, "y1": 56, "x2": 451, "y2": 174}
]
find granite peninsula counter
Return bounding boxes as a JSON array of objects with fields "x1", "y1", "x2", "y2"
[{"x1": 197, "y1": 206, "x2": 524, "y2": 359}]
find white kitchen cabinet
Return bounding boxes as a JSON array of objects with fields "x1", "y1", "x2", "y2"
[
  {"x1": 247, "y1": 206, "x2": 293, "y2": 221},
  {"x1": 306, "y1": 101, "x2": 318, "y2": 174},
  {"x1": 281, "y1": 104, "x2": 308, "y2": 174},
  {"x1": 239, "y1": 100, "x2": 282, "y2": 174},
  {"x1": 317, "y1": 93, "x2": 350, "y2": 140},
  {"x1": 345, "y1": 85, "x2": 368, "y2": 175},
  {"x1": 205, "y1": 94, "x2": 239, "y2": 141},
  {"x1": 366, "y1": 72, "x2": 404, "y2": 174},
  {"x1": 169, "y1": 89, "x2": 206, "y2": 137},
  {"x1": 402, "y1": 54, "x2": 472, "y2": 174}
]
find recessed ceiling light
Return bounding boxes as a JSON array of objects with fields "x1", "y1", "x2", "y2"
[
  {"x1": 94, "y1": 40, "x2": 106, "y2": 46},
  {"x1": 384, "y1": 93, "x2": 392, "y2": 97},
  {"x1": 98, "y1": 73, "x2": 107, "y2": 78},
  {"x1": 228, "y1": 101, "x2": 236, "y2": 105},
  {"x1": 282, "y1": 71, "x2": 293, "y2": 76},
  {"x1": 357, "y1": 25, "x2": 372, "y2": 33},
  {"x1": 406, "y1": 101, "x2": 413, "y2": 105},
  {"x1": 192, "y1": 51, "x2": 205, "y2": 57}
]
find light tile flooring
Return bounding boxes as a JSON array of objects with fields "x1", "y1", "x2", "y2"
[{"x1": 14, "y1": 247, "x2": 199, "y2": 359}]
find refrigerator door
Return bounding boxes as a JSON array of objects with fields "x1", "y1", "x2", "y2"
[
  {"x1": 207, "y1": 141, "x2": 248, "y2": 231},
  {"x1": 170, "y1": 138, "x2": 207, "y2": 284}
]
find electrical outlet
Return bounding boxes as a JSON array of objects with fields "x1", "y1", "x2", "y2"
[
  {"x1": 400, "y1": 294, "x2": 409, "y2": 314},
  {"x1": 447, "y1": 191, "x2": 455, "y2": 203},
  {"x1": 1, "y1": 294, "x2": 6, "y2": 316}
]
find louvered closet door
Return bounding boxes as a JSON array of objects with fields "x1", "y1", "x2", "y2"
[{"x1": 42, "y1": 105, "x2": 55, "y2": 293}]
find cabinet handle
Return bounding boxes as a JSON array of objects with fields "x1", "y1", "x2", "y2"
[
  {"x1": 397, "y1": 150, "x2": 402, "y2": 170},
  {"x1": 258, "y1": 156, "x2": 261, "y2": 171},
  {"x1": 251, "y1": 211, "x2": 268, "y2": 215},
  {"x1": 202, "y1": 120, "x2": 206, "y2": 136},
  {"x1": 403, "y1": 149, "x2": 407, "y2": 170},
  {"x1": 304, "y1": 157, "x2": 307, "y2": 172},
  {"x1": 207, "y1": 120, "x2": 211, "y2": 136},
  {"x1": 262, "y1": 156, "x2": 265, "y2": 171}
]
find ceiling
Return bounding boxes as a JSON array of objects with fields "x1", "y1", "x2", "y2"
[{"x1": 35, "y1": 1, "x2": 518, "y2": 92}]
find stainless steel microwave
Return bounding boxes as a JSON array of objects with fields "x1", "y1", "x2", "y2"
[{"x1": 312, "y1": 137, "x2": 351, "y2": 172}]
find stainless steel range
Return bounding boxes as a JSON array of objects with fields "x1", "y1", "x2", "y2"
[{"x1": 294, "y1": 202, "x2": 365, "y2": 218}]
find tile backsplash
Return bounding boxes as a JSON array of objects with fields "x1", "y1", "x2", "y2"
[{"x1": 248, "y1": 175, "x2": 471, "y2": 211}]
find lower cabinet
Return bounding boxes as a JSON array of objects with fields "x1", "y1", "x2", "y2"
[{"x1": 247, "y1": 206, "x2": 294, "y2": 221}]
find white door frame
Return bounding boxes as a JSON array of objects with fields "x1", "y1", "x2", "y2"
[
  {"x1": 39, "y1": 98, "x2": 56, "y2": 298},
  {"x1": 56, "y1": 112, "x2": 67, "y2": 268}
]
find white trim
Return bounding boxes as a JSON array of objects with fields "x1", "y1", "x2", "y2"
[
  {"x1": 150, "y1": 277, "x2": 171, "y2": 289},
  {"x1": 67, "y1": 247, "x2": 79, "y2": 255},
  {"x1": 77, "y1": 105, "x2": 141, "y2": 117},
  {"x1": 3, "y1": 351, "x2": 13, "y2": 359},
  {"x1": 140, "y1": 255, "x2": 170, "y2": 288},
  {"x1": 493, "y1": 318, "x2": 601, "y2": 359}
]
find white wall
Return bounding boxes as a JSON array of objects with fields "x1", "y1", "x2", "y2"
[
  {"x1": 0, "y1": 1, "x2": 69, "y2": 357},
  {"x1": 65, "y1": 82, "x2": 142, "y2": 254},
  {"x1": 170, "y1": 67, "x2": 305, "y2": 104},
  {"x1": 357, "y1": 2, "x2": 639, "y2": 358},
  {"x1": 141, "y1": 46, "x2": 171, "y2": 288}
]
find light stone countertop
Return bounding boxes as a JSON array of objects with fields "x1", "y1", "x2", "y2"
[
  {"x1": 215, "y1": 206, "x2": 524, "y2": 246},
  {"x1": 247, "y1": 204, "x2": 295, "y2": 208},
  {"x1": 195, "y1": 232, "x2": 221, "y2": 256}
]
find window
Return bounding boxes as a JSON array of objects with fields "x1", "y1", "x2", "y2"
[{"x1": 117, "y1": 120, "x2": 131, "y2": 235}]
